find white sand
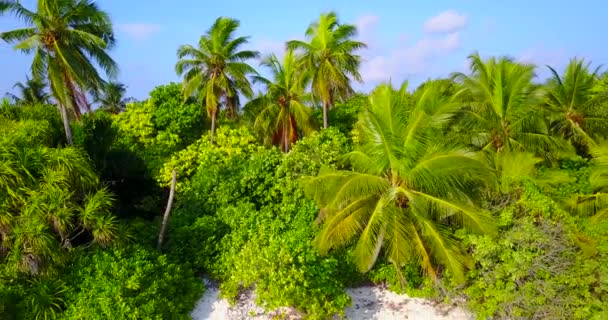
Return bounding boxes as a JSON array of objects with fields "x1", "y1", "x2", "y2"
[
  {"x1": 190, "y1": 280, "x2": 471, "y2": 320},
  {"x1": 344, "y1": 286, "x2": 471, "y2": 320}
]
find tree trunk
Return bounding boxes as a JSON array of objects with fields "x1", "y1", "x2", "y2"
[
  {"x1": 59, "y1": 103, "x2": 74, "y2": 145},
  {"x1": 210, "y1": 109, "x2": 217, "y2": 144},
  {"x1": 157, "y1": 170, "x2": 177, "y2": 250},
  {"x1": 283, "y1": 120, "x2": 289, "y2": 152},
  {"x1": 63, "y1": 72, "x2": 82, "y2": 121},
  {"x1": 322, "y1": 101, "x2": 329, "y2": 129}
]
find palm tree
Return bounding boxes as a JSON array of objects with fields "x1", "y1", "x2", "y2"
[
  {"x1": 452, "y1": 53, "x2": 565, "y2": 157},
  {"x1": 94, "y1": 81, "x2": 132, "y2": 114},
  {"x1": 245, "y1": 50, "x2": 316, "y2": 152},
  {"x1": 6, "y1": 76, "x2": 51, "y2": 105},
  {"x1": 0, "y1": 0, "x2": 118, "y2": 145},
  {"x1": 287, "y1": 12, "x2": 366, "y2": 129},
  {"x1": 304, "y1": 82, "x2": 496, "y2": 283},
  {"x1": 175, "y1": 17, "x2": 259, "y2": 143},
  {"x1": 543, "y1": 58, "x2": 607, "y2": 149},
  {"x1": 567, "y1": 142, "x2": 608, "y2": 221}
]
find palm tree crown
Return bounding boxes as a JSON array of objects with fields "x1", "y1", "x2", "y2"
[
  {"x1": 287, "y1": 12, "x2": 366, "y2": 129},
  {"x1": 544, "y1": 58, "x2": 607, "y2": 148},
  {"x1": 94, "y1": 81, "x2": 131, "y2": 114},
  {"x1": 175, "y1": 17, "x2": 259, "y2": 142},
  {"x1": 305, "y1": 82, "x2": 496, "y2": 282},
  {"x1": 453, "y1": 53, "x2": 564, "y2": 157},
  {"x1": 246, "y1": 50, "x2": 316, "y2": 152},
  {"x1": 6, "y1": 76, "x2": 51, "y2": 105},
  {"x1": 0, "y1": 0, "x2": 118, "y2": 144}
]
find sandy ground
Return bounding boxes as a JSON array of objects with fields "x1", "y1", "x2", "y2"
[{"x1": 190, "y1": 279, "x2": 471, "y2": 320}]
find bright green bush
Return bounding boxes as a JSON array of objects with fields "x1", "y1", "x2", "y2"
[
  {"x1": 165, "y1": 128, "x2": 355, "y2": 318},
  {"x1": 113, "y1": 83, "x2": 204, "y2": 176},
  {"x1": 464, "y1": 183, "x2": 608, "y2": 319},
  {"x1": 159, "y1": 126, "x2": 264, "y2": 192},
  {"x1": 0, "y1": 117, "x2": 118, "y2": 275},
  {"x1": 61, "y1": 245, "x2": 204, "y2": 320}
]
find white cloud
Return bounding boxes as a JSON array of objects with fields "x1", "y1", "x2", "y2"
[
  {"x1": 423, "y1": 10, "x2": 468, "y2": 34},
  {"x1": 117, "y1": 23, "x2": 162, "y2": 41},
  {"x1": 252, "y1": 39, "x2": 285, "y2": 58},
  {"x1": 517, "y1": 46, "x2": 567, "y2": 67},
  {"x1": 356, "y1": 15, "x2": 379, "y2": 35},
  {"x1": 517, "y1": 46, "x2": 570, "y2": 79},
  {"x1": 355, "y1": 14, "x2": 380, "y2": 48},
  {"x1": 360, "y1": 32, "x2": 462, "y2": 83}
]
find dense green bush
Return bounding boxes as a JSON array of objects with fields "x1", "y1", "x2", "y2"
[
  {"x1": 0, "y1": 103, "x2": 65, "y2": 146},
  {"x1": 61, "y1": 245, "x2": 204, "y2": 320},
  {"x1": 114, "y1": 83, "x2": 204, "y2": 176},
  {"x1": 463, "y1": 183, "x2": 608, "y2": 319},
  {"x1": 165, "y1": 128, "x2": 355, "y2": 318}
]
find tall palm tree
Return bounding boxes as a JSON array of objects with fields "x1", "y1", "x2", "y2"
[
  {"x1": 6, "y1": 76, "x2": 51, "y2": 105},
  {"x1": 543, "y1": 58, "x2": 607, "y2": 149},
  {"x1": 94, "y1": 81, "x2": 132, "y2": 114},
  {"x1": 175, "y1": 17, "x2": 259, "y2": 143},
  {"x1": 245, "y1": 50, "x2": 316, "y2": 152},
  {"x1": 452, "y1": 53, "x2": 565, "y2": 157},
  {"x1": 0, "y1": 0, "x2": 118, "y2": 145},
  {"x1": 305, "y1": 82, "x2": 496, "y2": 283},
  {"x1": 287, "y1": 12, "x2": 366, "y2": 129}
]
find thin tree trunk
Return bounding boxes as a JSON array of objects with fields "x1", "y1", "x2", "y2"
[
  {"x1": 157, "y1": 170, "x2": 177, "y2": 250},
  {"x1": 59, "y1": 103, "x2": 74, "y2": 145},
  {"x1": 283, "y1": 120, "x2": 289, "y2": 152},
  {"x1": 322, "y1": 101, "x2": 329, "y2": 129},
  {"x1": 210, "y1": 109, "x2": 217, "y2": 144},
  {"x1": 63, "y1": 72, "x2": 82, "y2": 121}
]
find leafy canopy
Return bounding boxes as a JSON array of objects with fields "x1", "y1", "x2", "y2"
[
  {"x1": 246, "y1": 50, "x2": 316, "y2": 151},
  {"x1": 305, "y1": 82, "x2": 496, "y2": 282}
]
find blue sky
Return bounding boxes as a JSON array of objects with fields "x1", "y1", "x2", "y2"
[{"x1": 1, "y1": 0, "x2": 607, "y2": 100}]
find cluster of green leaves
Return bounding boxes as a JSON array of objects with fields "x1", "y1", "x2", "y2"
[
  {"x1": 1, "y1": 244, "x2": 204, "y2": 320},
  {"x1": 61, "y1": 245, "x2": 204, "y2": 319},
  {"x1": 461, "y1": 162, "x2": 608, "y2": 319},
  {"x1": 0, "y1": 109, "x2": 117, "y2": 276},
  {"x1": 113, "y1": 83, "x2": 205, "y2": 175},
  {"x1": 159, "y1": 126, "x2": 263, "y2": 193},
  {"x1": 164, "y1": 127, "x2": 355, "y2": 318}
]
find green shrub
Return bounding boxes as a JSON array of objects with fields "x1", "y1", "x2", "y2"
[
  {"x1": 463, "y1": 184, "x2": 608, "y2": 319},
  {"x1": 165, "y1": 128, "x2": 355, "y2": 318},
  {"x1": 62, "y1": 245, "x2": 204, "y2": 320}
]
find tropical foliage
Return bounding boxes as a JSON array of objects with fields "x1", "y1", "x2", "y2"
[
  {"x1": 453, "y1": 53, "x2": 565, "y2": 157},
  {"x1": 2, "y1": 2, "x2": 608, "y2": 319},
  {"x1": 175, "y1": 17, "x2": 259, "y2": 142},
  {"x1": 5, "y1": 76, "x2": 51, "y2": 106},
  {"x1": 94, "y1": 81, "x2": 132, "y2": 114},
  {"x1": 288, "y1": 12, "x2": 366, "y2": 128},
  {"x1": 544, "y1": 59, "x2": 608, "y2": 149},
  {"x1": 246, "y1": 50, "x2": 316, "y2": 151},
  {"x1": 305, "y1": 83, "x2": 495, "y2": 282},
  {"x1": 0, "y1": 0, "x2": 118, "y2": 144}
]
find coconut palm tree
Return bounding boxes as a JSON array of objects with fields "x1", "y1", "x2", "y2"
[
  {"x1": 175, "y1": 17, "x2": 259, "y2": 143},
  {"x1": 6, "y1": 76, "x2": 51, "y2": 105},
  {"x1": 0, "y1": 0, "x2": 118, "y2": 145},
  {"x1": 543, "y1": 58, "x2": 607, "y2": 149},
  {"x1": 566, "y1": 142, "x2": 608, "y2": 221},
  {"x1": 452, "y1": 53, "x2": 565, "y2": 157},
  {"x1": 287, "y1": 12, "x2": 366, "y2": 129},
  {"x1": 94, "y1": 81, "x2": 132, "y2": 114},
  {"x1": 304, "y1": 82, "x2": 496, "y2": 283},
  {"x1": 245, "y1": 50, "x2": 316, "y2": 152}
]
